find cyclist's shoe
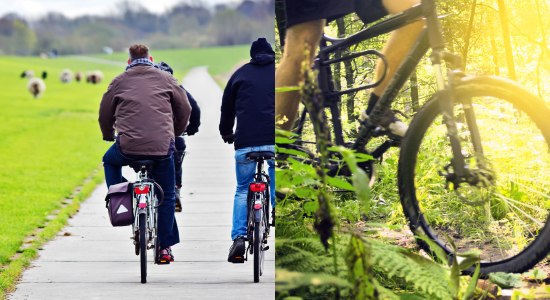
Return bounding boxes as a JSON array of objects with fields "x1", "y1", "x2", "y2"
[
  {"x1": 228, "y1": 236, "x2": 246, "y2": 263},
  {"x1": 359, "y1": 109, "x2": 408, "y2": 138},
  {"x1": 175, "y1": 187, "x2": 182, "y2": 212},
  {"x1": 157, "y1": 247, "x2": 174, "y2": 264}
]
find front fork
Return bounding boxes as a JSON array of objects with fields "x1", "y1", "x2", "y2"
[{"x1": 433, "y1": 61, "x2": 485, "y2": 187}]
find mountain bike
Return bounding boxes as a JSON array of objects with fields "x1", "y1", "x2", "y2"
[
  {"x1": 280, "y1": 0, "x2": 550, "y2": 274},
  {"x1": 245, "y1": 151, "x2": 274, "y2": 282},
  {"x1": 130, "y1": 160, "x2": 164, "y2": 284}
]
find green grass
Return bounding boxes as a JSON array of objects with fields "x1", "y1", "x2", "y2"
[
  {"x1": 0, "y1": 45, "x2": 249, "y2": 298},
  {"x1": 92, "y1": 45, "x2": 250, "y2": 85}
]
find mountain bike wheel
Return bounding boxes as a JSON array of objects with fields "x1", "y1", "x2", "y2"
[
  {"x1": 139, "y1": 213, "x2": 147, "y2": 283},
  {"x1": 398, "y1": 76, "x2": 550, "y2": 274},
  {"x1": 253, "y1": 220, "x2": 261, "y2": 283}
]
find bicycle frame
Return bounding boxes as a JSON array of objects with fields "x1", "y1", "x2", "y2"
[
  {"x1": 132, "y1": 168, "x2": 158, "y2": 248},
  {"x1": 295, "y1": 0, "x2": 477, "y2": 178}
]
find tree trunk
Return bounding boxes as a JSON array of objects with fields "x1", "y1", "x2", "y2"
[
  {"x1": 496, "y1": 0, "x2": 517, "y2": 80},
  {"x1": 489, "y1": 16, "x2": 500, "y2": 75},
  {"x1": 344, "y1": 58, "x2": 355, "y2": 122},
  {"x1": 410, "y1": 70, "x2": 419, "y2": 113},
  {"x1": 462, "y1": 0, "x2": 477, "y2": 66},
  {"x1": 335, "y1": 18, "x2": 357, "y2": 122}
]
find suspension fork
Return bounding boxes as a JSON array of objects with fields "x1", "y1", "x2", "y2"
[
  {"x1": 437, "y1": 88, "x2": 468, "y2": 178},
  {"x1": 432, "y1": 54, "x2": 470, "y2": 179},
  {"x1": 461, "y1": 97, "x2": 486, "y2": 168},
  {"x1": 424, "y1": 0, "x2": 470, "y2": 180}
]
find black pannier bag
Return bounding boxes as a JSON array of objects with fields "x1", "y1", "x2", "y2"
[{"x1": 105, "y1": 182, "x2": 134, "y2": 226}]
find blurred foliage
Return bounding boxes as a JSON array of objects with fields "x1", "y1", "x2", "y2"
[
  {"x1": 0, "y1": 0, "x2": 275, "y2": 56},
  {"x1": 276, "y1": 0, "x2": 549, "y2": 298}
]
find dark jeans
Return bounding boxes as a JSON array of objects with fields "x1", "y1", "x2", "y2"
[
  {"x1": 174, "y1": 136, "x2": 186, "y2": 188},
  {"x1": 102, "y1": 143, "x2": 179, "y2": 249}
]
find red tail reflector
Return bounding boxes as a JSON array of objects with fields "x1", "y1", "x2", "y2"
[
  {"x1": 254, "y1": 203, "x2": 262, "y2": 210},
  {"x1": 134, "y1": 185, "x2": 150, "y2": 194},
  {"x1": 249, "y1": 182, "x2": 266, "y2": 192},
  {"x1": 138, "y1": 203, "x2": 147, "y2": 208}
]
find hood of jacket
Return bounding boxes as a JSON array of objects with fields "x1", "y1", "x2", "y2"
[{"x1": 250, "y1": 38, "x2": 275, "y2": 65}]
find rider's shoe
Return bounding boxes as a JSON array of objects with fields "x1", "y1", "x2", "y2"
[
  {"x1": 157, "y1": 247, "x2": 174, "y2": 264},
  {"x1": 175, "y1": 187, "x2": 182, "y2": 212},
  {"x1": 227, "y1": 236, "x2": 246, "y2": 263},
  {"x1": 359, "y1": 109, "x2": 408, "y2": 138}
]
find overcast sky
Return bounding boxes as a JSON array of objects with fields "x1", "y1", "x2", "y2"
[{"x1": 0, "y1": 0, "x2": 241, "y2": 19}]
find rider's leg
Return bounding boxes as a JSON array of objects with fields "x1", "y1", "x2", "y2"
[
  {"x1": 174, "y1": 136, "x2": 186, "y2": 188},
  {"x1": 230, "y1": 147, "x2": 257, "y2": 241},
  {"x1": 267, "y1": 158, "x2": 275, "y2": 208},
  {"x1": 152, "y1": 155, "x2": 179, "y2": 251},
  {"x1": 367, "y1": 0, "x2": 424, "y2": 113},
  {"x1": 174, "y1": 136, "x2": 186, "y2": 212},
  {"x1": 275, "y1": 20, "x2": 325, "y2": 131},
  {"x1": 228, "y1": 146, "x2": 257, "y2": 262},
  {"x1": 102, "y1": 143, "x2": 131, "y2": 188}
]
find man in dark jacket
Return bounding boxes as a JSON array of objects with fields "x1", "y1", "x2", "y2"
[
  {"x1": 156, "y1": 61, "x2": 201, "y2": 212},
  {"x1": 219, "y1": 38, "x2": 275, "y2": 263},
  {"x1": 99, "y1": 44, "x2": 191, "y2": 264}
]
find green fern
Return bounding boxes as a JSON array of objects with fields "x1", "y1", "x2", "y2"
[{"x1": 369, "y1": 239, "x2": 454, "y2": 300}]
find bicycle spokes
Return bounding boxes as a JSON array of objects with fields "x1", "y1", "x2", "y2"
[{"x1": 413, "y1": 92, "x2": 550, "y2": 263}]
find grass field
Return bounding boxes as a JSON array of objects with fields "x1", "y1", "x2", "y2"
[{"x1": 0, "y1": 45, "x2": 249, "y2": 296}]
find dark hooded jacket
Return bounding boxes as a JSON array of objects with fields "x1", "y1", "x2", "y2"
[{"x1": 219, "y1": 38, "x2": 275, "y2": 149}]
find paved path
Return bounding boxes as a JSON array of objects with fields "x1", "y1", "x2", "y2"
[{"x1": 9, "y1": 67, "x2": 275, "y2": 299}]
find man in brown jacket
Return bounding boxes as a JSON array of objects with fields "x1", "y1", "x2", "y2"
[{"x1": 99, "y1": 44, "x2": 191, "y2": 264}]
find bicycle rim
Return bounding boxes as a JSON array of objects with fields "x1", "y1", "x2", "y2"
[
  {"x1": 399, "y1": 77, "x2": 550, "y2": 273},
  {"x1": 139, "y1": 213, "x2": 147, "y2": 283},
  {"x1": 260, "y1": 216, "x2": 266, "y2": 277},
  {"x1": 254, "y1": 221, "x2": 260, "y2": 283}
]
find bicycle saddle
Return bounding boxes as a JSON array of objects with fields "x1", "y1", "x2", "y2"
[
  {"x1": 246, "y1": 151, "x2": 275, "y2": 160},
  {"x1": 129, "y1": 160, "x2": 155, "y2": 173}
]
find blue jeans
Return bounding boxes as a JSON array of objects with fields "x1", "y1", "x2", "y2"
[
  {"x1": 102, "y1": 143, "x2": 179, "y2": 249},
  {"x1": 231, "y1": 145, "x2": 275, "y2": 240}
]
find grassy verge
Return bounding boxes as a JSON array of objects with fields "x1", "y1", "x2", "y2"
[{"x1": 0, "y1": 170, "x2": 104, "y2": 299}]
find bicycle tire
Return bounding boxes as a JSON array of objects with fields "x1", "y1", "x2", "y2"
[
  {"x1": 254, "y1": 220, "x2": 261, "y2": 283},
  {"x1": 398, "y1": 76, "x2": 550, "y2": 274},
  {"x1": 153, "y1": 203, "x2": 160, "y2": 265},
  {"x1": 139, "y1": 213, "x2": 147, "y2": 283}
]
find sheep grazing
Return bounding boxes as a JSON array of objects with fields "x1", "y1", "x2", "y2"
[
  {"x1": 75, "y1": 71, "x2": 83, "y2": 82},
  {"x1": 20, "y1": 70, "x2": 34, "y2": 79},
  {"x1": 42, "y1": 71, "x2": 48, "y2": 79},
  {"x1": 60, "y1": 69, "x2": 73, "y2": 83},
  {"x1": 86, "y1": 70, "x2": 104, "y2": 84},
  {"x1": 27, "y1": 78, "x2": 46, "y2": 99}
]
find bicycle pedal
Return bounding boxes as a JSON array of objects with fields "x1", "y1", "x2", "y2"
[
  {"x1": 230, "y1": 256, "x2": 245, "y2": 263},
  {"x1": 156, "y1": 259, "x2": 171, "y2": 265}
]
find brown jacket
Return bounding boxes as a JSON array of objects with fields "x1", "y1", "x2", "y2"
[{"x1": 98, "y1": 65, "x2": 191, "y2": 156}]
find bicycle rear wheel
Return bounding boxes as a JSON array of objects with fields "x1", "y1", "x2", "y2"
[
  {"x1": 253, "y1": 220, "x2": 262, "y2": 283},
  {"x1": 139, "y1": 213, "x2": 147, "y2": 283},
  {"x1": 399, "y1": 76, "x2": 550, "y2": 273}
]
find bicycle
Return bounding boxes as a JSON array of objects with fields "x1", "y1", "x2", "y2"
[
  {"x1": 245, "y1": 151, "x2": 274, "y2": 282},
  {"x1": 129, "y1": 160, "x2": 164, "y2": 284},
  {"x1": 279, "y1": 0, "x2": 550, "y2": 274}
]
